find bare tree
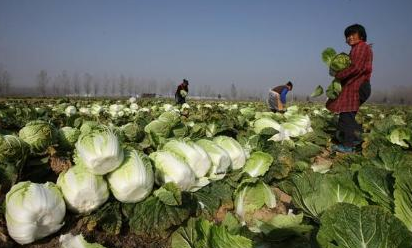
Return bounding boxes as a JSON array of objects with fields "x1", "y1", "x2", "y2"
[
  {"x1": 204, "y1": 85, "x2": 212, "y2": 97},
  {"x1": 52, "y1": 76, "x2": 60, "y2": 96},
  {"x1": 102, "y1": 74, "x2": 109, "y2": 96},
  {"x1": 127, "y1": 77, "x2": 134, "y2": 96},
  {"x1": 119, "y1": 75, "x2": 127, "y2": 96},
  {"x1": 36, "y1": 70, "x2": 49, "y2": 96},
  {"x1": 84, "y1": 73, "x2": 92, "y2": 96},
  {"x1": 72, "y1": 73, "x2": 81, "y2": 96},
  {"x1": 111, "y1": 76, "x2": 117, "y2": 96},
  {"x1": 93, "y1": 80, "x2": 100, "y2": 96},
  {"x1": 61, "y1": 71, "x2": 71, "y2": 96},
  {"x1": 0, "y1": 69, "x2": 11, "y2": 96},
  {"x1": 230, "y1": 83, "x2": 237, "y2": 99},
  {"x1": 147, "y1": 78, "x2": 158, "y2": 94}
]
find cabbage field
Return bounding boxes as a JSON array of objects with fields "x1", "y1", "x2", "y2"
[{"x1": 1, "y1": 97, "x2": 412, "y2": 248}]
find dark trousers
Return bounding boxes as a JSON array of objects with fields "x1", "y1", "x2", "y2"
[
  {"x1": 175, "y1": 93, "x2": 186, "y2": 104},
  {"x1": 338, "y1": 82, "x2": 371, "y2": 146}
]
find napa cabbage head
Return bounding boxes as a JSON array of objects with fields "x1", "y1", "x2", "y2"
[
  {"x1": 195, "y1": 139, "x2": 231, "y2": 180},
  {"x1": 330, "y1": 53, "x2": 351, "y2": 72},
  {"x1": 57, "y1": 165, "x2": 109, "y2": 214},
  {"x1": 213, "y1": 136, "x2": 247, "y2": 170},
  {"x1": 75, "y1": 126, "x2": 124, "y2": 175},
  {"x1": 60, "y1": 233, "x2": 107, "y2": 248},
  {"x1": 180, "y1": 90, "x2": 188, "y2": 97},
  {"x1": 388, "y1": 127, "x2": 411, "y2": 148},
  {"x1": 107, "y1": 148, "x2": 154, "y2": 203},
  {"x1": 121, "y1": 122, "x2": 145, "y2": 143},
  {"x1": 5, "y1": 181, "x2": 66, "y2": 245},
  {"x1": 18, "y1": 120, "x2": 57, "y2": 155},
  {"x1": 0, "y1": 134, "x2": 30, "y2": 167},
  {"x1": 234, "y1": 179, "x2": 277, "y2": 225},
  {"x1": 326, "y1": 80, "x2": 342, "y2": 100},
  {"x1": 57, "y1": 127, "x2": 81, "y2": 151},
  {"x1": 253, "y1": 118, "x2": 282, "y2": 134},
  {"x1": 149, "y1": 150, "x2": 196, "y2": 191},
  {"x1": 163, "y1": 139, "x2": 212, "y2": 178},
  {"x1": 65, "y1": 106, "x2": 77, "y2": 117}
]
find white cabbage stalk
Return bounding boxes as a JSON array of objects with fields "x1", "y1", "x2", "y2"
[
  {"x1": 149, "y1": 151, "x2": 195, "y2": 191},
  {"x1": 75, "y1": 127, "x2": 124, "y2": 175},
  {"x1": 287, "y1": 114, "x2": 312, "y2": 132},
  {"x1": 129, "y1": 96, "x2": 137, "y2": 103},
  {"x1": 235, "y1": 181, "x2": 277, "y2": 225},
  {"x1": 163, "y1": 140, "x2": 211, "y2": 178},
  {"x1": 268, "y1": 127, "x2": 291, "y2": 142},
  {"x1": 91, "y1": 104, "x2": 103, "y2": 116},
  {"x1": 5, "y1": 181, "x2": 66, "y2": 245},
  {"x1": 139, "y1": 107, "x2": 150, "y2": 112},
  {"x1": 181, "y1": 103, "x2": 190, "y2": 109},
  {"x1": 130, "y1": 103, "x2": 139, "y2": 111},
  {"x1": 107, "y1": 149, "x2": 154, "y2": 203},
  {"x1": 281, "y1": 123, "x2": 306, "y2": 137},
  {"x1": 57, "y1": 165, "x2": 109, "y2": 214},
  {"x1": 253, "y1": 118, "x2": 282, "y2": 134},
  {"x1": 213, "y1": 136, "x2": 247, "y2": 170},
  {"x1": 65, "y1": 106, "x2": 77, "y2": 117},
  {"x1": 196, "y1": 139, "x2": 231, "y2": 180},
  {"x1": 60, "y1": 233, "x2": 106, "y2": 248},
  {"x1": 162, "y1": 103, "x2": 174, "y2": 111},
  {"x1": 109, "y1": 104, "x2": 124, "y2": 112},
  {"x1": 79, "y1": 107, "x2": 90, "y2": 115}
]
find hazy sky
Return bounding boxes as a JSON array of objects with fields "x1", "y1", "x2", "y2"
[{"x1": 1, "y1": 0, "x2": 412, "y2": 95}]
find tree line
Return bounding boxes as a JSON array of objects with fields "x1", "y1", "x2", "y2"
[{"x1": 1, "y1": 68, "x2": 411, "y2": 104}]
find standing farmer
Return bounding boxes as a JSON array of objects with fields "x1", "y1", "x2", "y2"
[
  {"x1": 175, "y1": 79, "x2": 189, "y2": 104},
  {"x1": 327, "y1": 24, "x2": 373, "y2": 153},
  {"x1": 268, "y1": 81, "x2": 293, "y2": 113}
]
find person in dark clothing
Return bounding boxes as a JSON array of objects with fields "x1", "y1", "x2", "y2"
[
  {"x1": 268, "y1": 81, "x2": 293, "y2": 113},
  {"x1": 175, "y1": 79, "x2": 189, "y2": 104},
  {"x1": 327, "y1": 24, "x2": 373, "y2": 153}
]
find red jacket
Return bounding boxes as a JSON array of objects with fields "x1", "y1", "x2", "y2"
[
  {"x1": 176, "y1": 83, "x2": 188, "y2": 96},
  {"x1": 326, "y1": 41, "x2": 373, "y2": 113}
]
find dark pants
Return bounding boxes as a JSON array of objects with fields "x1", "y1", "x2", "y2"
[
  {"x1": 175, "y1": 93, "x2": 186, "y2": 104},
  {"x1": 338, "y1": 82, "x2": 371, "y2": 146}
]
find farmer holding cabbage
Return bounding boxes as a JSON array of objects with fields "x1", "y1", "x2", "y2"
[
  {"x1": 175, "y1": 79, "x2": 189, "y2": 104},
  {"x1": 327, "y1": 24, "x2": 373, "y2": 153},
  {"x1": 268, "y1": 81, "x2": 293, "y2": 113}
]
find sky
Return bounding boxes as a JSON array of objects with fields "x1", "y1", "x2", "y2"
[{"x1": 1, "y1": 0, "x2": 412, "y2": 96}]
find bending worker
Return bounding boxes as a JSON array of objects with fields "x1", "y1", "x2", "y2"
[
  {"x1": 175, "y1": 79, "x2": 189, "y2": 104},
  {"x1": 268, "y1": 81, "x2": 293, "y2": 113}
]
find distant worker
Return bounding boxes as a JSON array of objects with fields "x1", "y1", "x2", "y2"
[
  {"x1": 175, "y1": 79, "x2": 189, "y2": 104},
  {"x1": 268, "y1": 81, "x2": 293, "y2": 113},
  {"x1": 327, "y1": 24, "x2": 373, "y2": 153}
]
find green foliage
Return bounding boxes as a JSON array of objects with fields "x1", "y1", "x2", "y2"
[
  {"x1": 357, "y1": 165, "x2": 394, "y2": 212},
  {"x1": 83, "y1": 201, "x2": 122, "y2": 235},
  {"x1": 326, "y1": 79, "x2": 342, "y2": 100},
  {"x1": 254, "y1": 213, "x2": 313, "y2": 242},
  {"x1": 242, "y1": 151, "x2": 273, "y2": 177},
  {"x1": 193, "y1": 180, "x2": 234, "y2": 219},
  {"x1": 321, "y1": 47, "x2": 337, "y2": 66},
  {"x1": 330, "y1": 52, "x2": 351, "y2": 72},
  {"x1": 281, "y1": 171, "x2": 368, "y2": 221},
  {"x1": 317, "y1": 203, "x2": 412, "y2": 248},
  {"x1": 394, "y1": 166, "x2": 412, "y2": 231},
  {"x1": 125, "y1": 194, "x2": 198, "y2": 238},
  {"x1": 18, "y1": 120, "x2": 57, "y2": 155},
  {"x1": 154, "y1": 182, "x2": 182, "y2": 206},
  {"x1": 310, "y1": 85, "x2": 324, "y2": 98}
]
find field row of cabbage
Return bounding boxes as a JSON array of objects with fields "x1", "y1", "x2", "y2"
[{"x1": 1, "y1": 98, "x2": 412, "y2": 248}]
